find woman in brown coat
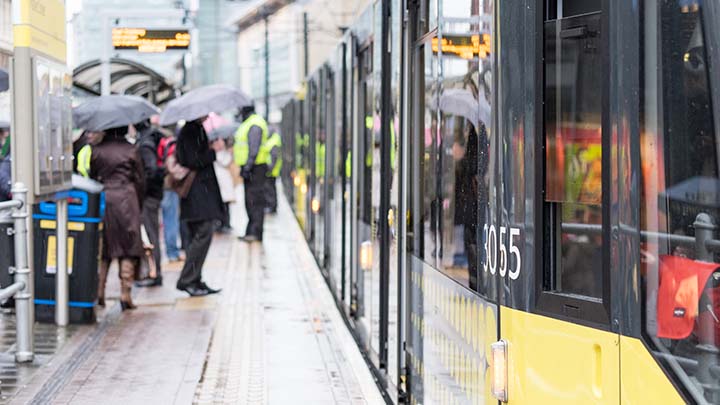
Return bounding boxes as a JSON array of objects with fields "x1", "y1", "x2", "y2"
[{"x1": 88, "y1": 126, "x2": 145, "y2": 310}]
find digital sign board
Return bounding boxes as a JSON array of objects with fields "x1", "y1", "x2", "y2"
[
  {"x1": 112, "y1": 28, "x2": 191, "y2": 53},
  {"x1": 432, "y1": 34, "x2": 491, "y2": 60}
]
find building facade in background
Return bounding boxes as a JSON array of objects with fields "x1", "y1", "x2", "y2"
[
  {"x1": 231, "y1": 0, "x2": 370, "y2": 122},
  {"x1": 71, "y1": 0, "x2": 193, "y2": 85},
  {"x1": 195, "y1": 0, "x2": 239, "y2": 87}
]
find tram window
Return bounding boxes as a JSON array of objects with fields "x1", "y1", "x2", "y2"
[
  {"x1": 543, "y1": 11, "x2": 603, "y2": 299},
  {"x1": 546, "y1": 0, "x2": 601, "y2": 20},
  {"x1": 641, "y1": 1, "x2": 720, "y2": 402}
]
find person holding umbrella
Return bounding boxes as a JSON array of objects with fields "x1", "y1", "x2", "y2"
[
  {"x1": 160, "y1": 84, "x2": 250, "y2": 296},
  {"x1": 73, "y1": 95, "x2": 159, "y2": 310}
]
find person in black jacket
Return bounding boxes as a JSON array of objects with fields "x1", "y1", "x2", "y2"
[
  {"x1": 135, "y1": 120, "x2": 165, "y2": 287},
  {"x1": 175, "y1": 118, "x2": 223, "y2": 296}
]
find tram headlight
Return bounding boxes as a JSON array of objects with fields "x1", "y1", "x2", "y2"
[
  {"x1": 491, "y1": 339, "x2": 508, "y2": 402},
  {"x1": 311, "y1": 198, "x2": 320, "y2": 213},
  {"x1": 360, "y1": 241, "x2": 372, "y2": 271},
  {"x1": 294, "y1": 176, "x2": 302, "y2": 187},
  {"x1": 300, "y1": 183, "x2": 308, "y2": 194}
]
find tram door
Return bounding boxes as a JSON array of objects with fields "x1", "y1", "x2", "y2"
[
  {"x1": 355, "y1": 40, "x2": 385, "y2": 361},
  {"x1": 500, "y1": 1, "x2": 621, "y2": 402}
]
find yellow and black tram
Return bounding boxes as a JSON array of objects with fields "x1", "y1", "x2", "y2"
[{"x1": 280, "y1": 0, "x2": 720, "y2": 403}]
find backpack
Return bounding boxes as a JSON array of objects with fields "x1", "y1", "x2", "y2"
[{"x1": 157, "y1": 137, "x2": 175, "y2": 168}]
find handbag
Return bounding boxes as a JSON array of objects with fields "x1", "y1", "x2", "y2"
[
  {"x1": 138, "y1": 225, "x2": 157, "y2": 280},
  {"x1": 170, "y1": 170, "x2": 196, "y2": 198},
  {"x1": 165, "y1": 151, "x2": 196, "y2": 198}
]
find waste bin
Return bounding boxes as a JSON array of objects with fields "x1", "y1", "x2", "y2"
[{"x1": 33, "y1": 188, "x2": 104, "y2": 324}]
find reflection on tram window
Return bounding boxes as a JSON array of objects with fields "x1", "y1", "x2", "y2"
[
  {"x1": 413, "y1": 26, "x2": 492, "y2": 295},
  {"x1": 641, "y1": 2, "x2": 720, "y2": 403},
  {"x1": 420, "y1": 42, "x2": 439, "y2": 266},
  {"x1": 543, "y1": 10, "x2": 603, "y2": 299}
]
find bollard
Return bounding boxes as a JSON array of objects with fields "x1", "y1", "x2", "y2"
[
  {"x1": 55, "y1": 198, "x2": 69, "y2": 326},
  {"x1": 11, "y1": 182, "x2": 33, "y2": 363},
  {"x1": 694, "y1": 213, "x2": 716, "y2": 262}
]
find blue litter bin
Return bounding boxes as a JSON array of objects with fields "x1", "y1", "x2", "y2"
[{"x1": 33, "y1": 189, "x2": 104, "y2": 323}]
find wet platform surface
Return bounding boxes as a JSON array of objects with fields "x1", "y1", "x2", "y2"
[{"x1": 0, "y1": 192, "x2": 383, "y2": 404}]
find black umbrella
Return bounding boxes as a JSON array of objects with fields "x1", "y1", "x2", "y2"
[
  {"x1": 662, "y1": 176, "x2": 720, "y2": 210},
  {"x1": 0, "y1": 69, "x2": 8, "y2": 92},
  {"x1": 73, "y1": 95, "x2": 160, "y2": 132},
  {"x1": 159, "y1": 84, "x2": 252, "y2": 126},
  {"x1": 208, "y1": 123, "x2": 240, "y2": 141}
]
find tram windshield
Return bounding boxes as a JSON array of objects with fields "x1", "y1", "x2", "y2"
[{"x1": 641, "y1": 1, "x2": 720, "y2": 402}]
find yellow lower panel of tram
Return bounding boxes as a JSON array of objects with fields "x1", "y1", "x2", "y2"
[
  {"x1": 500, "y1": 306, "x2": 619, "y2": 404},
  {"x1": 619, "y1": 336, "x2": 683, "y2": 405}
]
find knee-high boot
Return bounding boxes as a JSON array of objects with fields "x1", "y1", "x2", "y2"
[
  {"x1": 98, "y1": 260, "x2": 110, "y2": 306},
  {"x1": 119, "y1": 258, "x2": 137, "y2": 310}
]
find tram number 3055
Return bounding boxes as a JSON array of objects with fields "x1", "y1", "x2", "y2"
[{"x1": 483, "y1": 224, "x2": 522, "y2": 280}]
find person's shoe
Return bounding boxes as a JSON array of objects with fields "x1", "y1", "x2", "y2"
[
  {"x1": 120, "y1": 301, "x2": 137, "y2": 311},
  {"x1": 179, "y1": 285, "x2": 209, "y2": 297},
  {"x1": 238, "y1": 234, "x2": 259, "y2": 243},
  {"x1": 135, "y1": 276, "x2": 163, "y2": 288},
  {"x1": 199, "y1": 282, "x2": 221, "y2": 295}
]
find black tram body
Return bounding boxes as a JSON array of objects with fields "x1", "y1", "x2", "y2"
[{"x1": 279, "y1": 0, "x2": 720, "y2": 403}]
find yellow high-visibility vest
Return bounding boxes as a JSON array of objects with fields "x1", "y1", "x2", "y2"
[
  {"x1": 234, "y1": 114, "x2": 270, "y2": 167},
  {"x1": 77, "y1": 144, "x2": 92, "y2": 178},
  {"x1": 265, "y1": 132, "x2": 283, "y2": 178},
  {"x1": 362, "y1": 115, "x2": 396, "y2": 170},
  {"x1": 315, "y1": 142, "x2": 326, "y2": 178}
]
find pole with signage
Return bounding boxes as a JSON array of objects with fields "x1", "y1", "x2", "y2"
[{"x1": 12, "y1": 0, "x2": 73, "y2": 356}]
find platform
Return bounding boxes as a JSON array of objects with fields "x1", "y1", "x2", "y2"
[{"x1": 0, "y1": 193, "x2": 384, "y2": 405}]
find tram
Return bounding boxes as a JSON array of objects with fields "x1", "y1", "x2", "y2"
[{"x1": 280, "y1": 0, "x2": 720, "y2": 403}]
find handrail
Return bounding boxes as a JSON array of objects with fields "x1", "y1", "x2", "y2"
[
  {"x1": 0, "y1": 200, "x2": 21, "y2": 211},
  {"x1": 0, "y1": 183, "x2": 34, "y2": 363},
  {"x1": 0, "y1": 282, "x2": 25, "y2": 303},
  {"x1": 561, "y1": 213, "x2": 720, "y2": 255}
]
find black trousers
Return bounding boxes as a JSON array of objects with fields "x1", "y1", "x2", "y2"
[
  {"x1": 265, "y1": 176, "x2": 278, "y2": 212},
  {"x1": 141, "y1": 196, "x2": 162, "y2": 278},
  {"x1": 245, "y1": 164, "x2": 268, "y2": 240},
  {"x1": 177, "y1": 219, "x2": 214, "y2": 288}
]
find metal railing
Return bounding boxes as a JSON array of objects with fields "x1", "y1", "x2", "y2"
[{"x1": 0, "y1": 183, "x2": 33, "y2": 363}]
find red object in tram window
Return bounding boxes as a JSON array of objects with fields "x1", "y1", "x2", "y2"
[{"x1": 657, "y1": 255, "x2": 720, "y2": 340}]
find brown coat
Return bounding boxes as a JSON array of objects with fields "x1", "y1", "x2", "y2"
[{"x1": 90, "y1": 136, "x2": 145, "y2": 260}]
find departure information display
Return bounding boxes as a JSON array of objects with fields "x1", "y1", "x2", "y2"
[{"x1": 112, "y1": 28, "x2": 191, "y2": 53}]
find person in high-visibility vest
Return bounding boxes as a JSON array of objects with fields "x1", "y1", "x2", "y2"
[
  {"x1": 234, "y1": 104, "x2": 271, "y2": 242},
  {"x1": 264, "y1": 130, "x2": 282, "y2": 214}
]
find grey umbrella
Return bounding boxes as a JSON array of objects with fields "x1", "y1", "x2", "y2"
[
  {"x1": 438, "y1": 88, "x2": 491, "y2": 127},
  {"x1": 159, "y1": 84, "x2": 252, "y2": 126},
  {"x1": 0, "y1": 68, "x2": 7, "y2": 92},
  {"x1": 208, "y1": 123, "x2": 241, "y2": 141},
  {"x1": 73, "y1": 95, "x2": 160, "y2": 132}
]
